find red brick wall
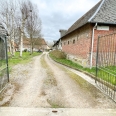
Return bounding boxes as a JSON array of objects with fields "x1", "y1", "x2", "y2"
[
  {"x1": 92, "y1": 25, "x2": 116, "y2": 65},
  {"x1": 93, "y1": 26, "x2": 116, "y2": 52},
  {"x1": 62, "y1": 24, "x2": 92, "y2": 59},
  {"x1": 61, "y1": 23, "x2": 116, "y2": 67}
]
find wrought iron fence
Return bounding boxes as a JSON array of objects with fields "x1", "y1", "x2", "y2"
[{"x1": 96, "y1": 33, "x2": 116, "y2": 102}]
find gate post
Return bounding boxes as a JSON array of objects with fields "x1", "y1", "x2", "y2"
[
  {"x1": 0, "y1": 23, "x2": 9, "y2": 92},
  {"x1": 5, "y1": 36, "x2": 9, "y2": 82}
]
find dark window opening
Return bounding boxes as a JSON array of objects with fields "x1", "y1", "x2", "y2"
[
  {"x1": 68, "y1": 41, "x2": 69, "y2": 44},
  {"x1": 73, "y1": 40, "x2": 75, "y2": 44}
]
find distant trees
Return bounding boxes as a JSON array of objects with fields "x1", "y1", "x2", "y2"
[{"x1": 0, "y1": 0, "x2": 42, "y2": 57}]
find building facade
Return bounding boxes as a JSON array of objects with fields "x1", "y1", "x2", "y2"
[{"x1": 58, "y1": 0, "x2": 116, "y2": 68}]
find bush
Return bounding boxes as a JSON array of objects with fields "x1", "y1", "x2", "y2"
[
  {"x1": 23, "y1": 49, "x2": 27, "y2": 52},
  {"x1": 50, "y1": 50, "x2": 66, "y2": 59}
]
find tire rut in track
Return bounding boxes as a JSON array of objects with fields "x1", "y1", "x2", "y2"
[{"x1": 40, "y1": 54, "x2": 66, "y2": 108}]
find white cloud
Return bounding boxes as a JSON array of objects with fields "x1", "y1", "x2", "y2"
[{"x1": 32, "y1": 0, "x2": 100, "y2": 42}]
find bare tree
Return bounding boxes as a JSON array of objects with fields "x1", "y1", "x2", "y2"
[
  {"x1": 0, "y1": 0, "x2": 42, "y2": 56},
  {"x1": 0, "y1": 0, "x2": 17, "y2": 56},
  {"x1": 26, "y1": 1, "x2": 42, "y2": 54},
  {"x1": 19, "y1": 0, "x2": 32, "y2": 57}
]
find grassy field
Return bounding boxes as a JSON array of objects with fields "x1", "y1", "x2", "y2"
[
  {"x1": 49, "y1": 50, "x2": 116, "y2": 85},
  {"x1": 8, "y1": 52, "x2": 41, "y2": 67}
]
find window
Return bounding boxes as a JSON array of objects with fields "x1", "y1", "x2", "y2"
[
  {"x1": 68, "y1": 41, "x2": 69, "y2": 45},
  {"x1": 73, "y1": 39, "x2": 75, "y2": 44}
]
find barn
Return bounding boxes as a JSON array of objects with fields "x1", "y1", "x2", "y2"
[{"x1": 58, "y1": 0, "x2": 116, "y2": 68}]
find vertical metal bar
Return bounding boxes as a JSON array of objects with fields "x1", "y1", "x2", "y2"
[
  {"x1": 106, "y1": 35, "x2": 108, "y2": 67},
  {"x1": 113, "y1": 34, "x2": 115, "y2": 66},
  {"x1": 114, "y1": 33, "x2": 116, "y2": 66},
  {"x1": 108, "y1": 35, "x2": 110, "y2": 66},
  {"x1": 103, "y1": 36, "x2": 105, "y2": 67},
  {"x1": 109, "y1": 35, "x2": 112, "y2": 66},
  {"x1": 5, "y1": 36, "x2": 9, "y2": 82},
  {"x1": 100, "y1": 37, "x2": 102, "y2": 67},
  {"x1": 96, "y1": 36, "x2": 100, "y2": 83},
  {"x1": 113, "y1": 76, "x2": 116, "y2": 100},
  {"x1": 113, "y1": 34, "x2": 116, "y2": 66},
  {"x1": 111, "y1": 34, "x2": 113, "y2": 66},
  {"x1": 108, "y1": 35, "x2": 110, "y2": 65}
]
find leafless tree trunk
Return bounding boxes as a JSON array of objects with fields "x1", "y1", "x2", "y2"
[
  {"x1": 19, "y1": 0, "x2": 35, "y2": 56},
  {"x1": 11, "y1": 8, "x2": 15, "y2": 56}
]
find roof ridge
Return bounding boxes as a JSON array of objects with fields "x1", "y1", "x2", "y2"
[
  {"x1": 64, "y1": 0, "x2": 102, "y2": 36},
  {"x1": 88, "y1": 0, "x2": 105, "y2": 22}
]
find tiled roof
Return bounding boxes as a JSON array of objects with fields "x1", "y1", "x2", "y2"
[
  {"x1": 23, "y1": 38, "x2": 30, "y2": 45},
  {"x1": 23, "y1": 38, "x2": 47, "y2": 45},
  {"x1": 91, "y1": 0, "x2": 116, "y2": 24},
  {"x1": 62, "y1": 0, "x2": 116, "y2": 38},
  {"x1": 65, "y1": 1, "x2": 102, "y2": 36},
  {"x1": 35, "y1": 38, "x2": 47, "y2": 45}
]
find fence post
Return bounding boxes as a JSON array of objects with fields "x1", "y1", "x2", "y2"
[{"x1": 5, "y1": 36, "x2": 9, "y2": 82}]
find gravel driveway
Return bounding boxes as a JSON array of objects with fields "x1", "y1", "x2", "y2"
[{"x1": 0, "y1": 52, "x2": 116, "y2": 108}]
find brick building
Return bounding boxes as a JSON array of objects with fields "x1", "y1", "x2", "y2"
[{"x1": 57, "y1": 0, "x2": 116, "y2": 68}]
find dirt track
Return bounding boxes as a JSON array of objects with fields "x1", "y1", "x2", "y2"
[{"x1": 0, "y1": 52, "x2": 116, "y2": 108}]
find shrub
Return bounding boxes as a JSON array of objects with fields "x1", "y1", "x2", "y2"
[{"x1": 23, "y1": 49, "x2": 27, "y2": 52}]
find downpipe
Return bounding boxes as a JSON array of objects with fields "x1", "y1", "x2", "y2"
[{"x1": 90, "y1": 23, "x2": 97, "y2": 69}]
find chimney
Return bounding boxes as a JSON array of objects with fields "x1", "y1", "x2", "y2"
[{"x1": 59, "y1": 29, "x2": 67, "y2": 37}]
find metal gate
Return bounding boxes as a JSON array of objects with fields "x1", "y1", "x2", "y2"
[
  {"x1": 96, "y1": 33, "x2": 116, "y2": 102},
  {"x1": 0, "y1": 24, "x2": 9, "y2": 92}
]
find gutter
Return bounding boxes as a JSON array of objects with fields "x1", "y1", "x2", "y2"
[{"x1": 90, "y1": 23, "x2": 97, "y2": 69}]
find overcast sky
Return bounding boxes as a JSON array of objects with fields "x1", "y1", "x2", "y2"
[{"x1": 31, "y1": 0, "x2": 100, "y2": 42}]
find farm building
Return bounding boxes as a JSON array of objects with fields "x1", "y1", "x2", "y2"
[{"x1": 56, "y1": 0, "x2": 116, "y2": 68}]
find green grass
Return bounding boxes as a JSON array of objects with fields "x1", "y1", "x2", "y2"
[
  {"x1": 97, "y1": 67, "x2": 116, "y2": 85},
  {"x1": 49, "y1": 51, "x2": 116, "y2": 86},
  {"x1": 8, "y1": 52, "x2": 41, "y2": 67},
  {"x1": 49, "y1": 52, "x2": 96, "y2": 76}
]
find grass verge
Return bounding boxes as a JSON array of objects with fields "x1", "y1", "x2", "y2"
[
  {"x1": 8, "y1": 52, "x2": 41, "y2": 69},
  {"x1": 49, "y1": 51, "x2": 96, "y2": 76},
  {"x1": 49, "y1": 50, "x2": 116, "y2": 86}
]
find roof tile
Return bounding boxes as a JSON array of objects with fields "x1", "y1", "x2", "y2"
[{"x1": 91, "y1": 0, "x2": 116, "y2": 24}]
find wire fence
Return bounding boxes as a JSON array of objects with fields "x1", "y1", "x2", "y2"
[{"x1": 0, "y1": 36, "x2": 9, "y2": 92}]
